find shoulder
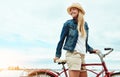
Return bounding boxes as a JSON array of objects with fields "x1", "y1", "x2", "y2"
[
  {"x1": 63, "y1": 19, "x2": 73, "y2": 27},
  {"x1": 64, "y1": 19, "x2": 73, "y2": 24}
]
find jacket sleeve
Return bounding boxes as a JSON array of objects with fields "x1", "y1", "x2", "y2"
[
  {"x1": 85, "y1": 22, "x2": 94, "y2": 53},
  {"x1": 86, "y1": 43, "x2": 94, "y2": 53},
  {"x1": 55, "y1": 22, "x2": 69, "y2": 58}
]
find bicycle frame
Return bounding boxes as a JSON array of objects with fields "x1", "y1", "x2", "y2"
[
  {"x1": 57, "y1": 62, "x2": 112, "y2": 77},
  {"x1": 82, "y1": 62, "x2": 113, "y2": 77}
]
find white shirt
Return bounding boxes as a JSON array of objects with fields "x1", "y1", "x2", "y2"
[{"x1": 74, "y1": 32, "x2": 86, "y2": 54}]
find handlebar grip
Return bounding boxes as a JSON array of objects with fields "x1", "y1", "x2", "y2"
[{"x1": 104, "y1": 48, "x2": 113, "y2": 50}]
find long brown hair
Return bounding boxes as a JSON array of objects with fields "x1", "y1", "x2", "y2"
[{"x1": 77, "y1": 11, "x2": 86, "y2": 37}]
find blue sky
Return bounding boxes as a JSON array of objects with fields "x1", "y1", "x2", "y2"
[{"x1": 0, "y1": 0, "x2": 120, "y2": 69}]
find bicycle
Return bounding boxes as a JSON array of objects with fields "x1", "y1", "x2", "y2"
[{"x1": 27, "y1": 48, "x2": 120, "y2": 77}]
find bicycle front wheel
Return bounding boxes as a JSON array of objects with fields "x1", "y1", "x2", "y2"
[
  {"x1": 111, "y1": 72, "x2": 120, "y2": 77},
  {"x1": 28, "y1": 69, "x2": 58, "y2": 77}
]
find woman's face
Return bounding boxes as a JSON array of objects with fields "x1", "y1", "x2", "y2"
[{"x1": 70, "y1": 7, "x2": 79, "y2": 18}]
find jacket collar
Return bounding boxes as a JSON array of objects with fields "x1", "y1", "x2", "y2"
[{"x1": 73, "y1": 19, "x2": 77, "y2": 24}]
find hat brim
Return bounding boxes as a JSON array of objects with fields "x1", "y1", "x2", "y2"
[{"x1": 67, "y1": 4, "x2": 85, "y2": 15}]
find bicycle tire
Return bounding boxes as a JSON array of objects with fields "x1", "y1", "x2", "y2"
[
  {"x1": 111, "y1": 72, "x2": 120, "y2": 77},
  {"x1": 28, "y1": 69, "x2": 58, "y2": 77}
]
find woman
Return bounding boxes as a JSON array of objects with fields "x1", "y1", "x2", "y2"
[{"x1": 54, "y1": 3, "x2": 97, "y2": 77}]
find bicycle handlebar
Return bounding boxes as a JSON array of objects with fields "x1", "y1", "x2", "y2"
[
  {"x1": 104, "y1": 48, "x2": 113, "y2": 51},
  {"x1": 103, "y1": 48, "x2": 113, "y2": 57},
  {"x1": 97, "y1": 48, "x2": 113, "y2": 62}
]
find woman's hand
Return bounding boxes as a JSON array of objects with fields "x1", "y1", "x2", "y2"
[
  {"x1": 91, "y1": 49, "x2": 100, "y2": 54},
  {"x1": 53, "y1": 57, "x2": 60, "y2": 63},
  {"x1": 93, "y1": 49, "x2": 101, "y2": 54}
]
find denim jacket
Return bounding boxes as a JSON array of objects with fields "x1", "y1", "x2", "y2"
[{"x1": 56, "y1": 19, "x2": 94, "y2": 58}]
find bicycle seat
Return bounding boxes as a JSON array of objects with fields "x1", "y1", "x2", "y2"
[{"x1": 55, "y1": 59, "x2": 67, "y2": 65}]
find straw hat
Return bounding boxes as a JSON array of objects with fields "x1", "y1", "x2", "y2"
[{"x1": 67, "y1": 3, "x2": 85, "y2": 15}]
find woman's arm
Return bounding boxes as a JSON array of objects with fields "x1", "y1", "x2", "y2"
[{"x1": 55, "y1": 22, "x2": 69, "y2": 58}]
